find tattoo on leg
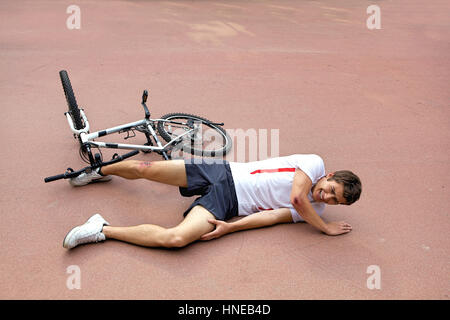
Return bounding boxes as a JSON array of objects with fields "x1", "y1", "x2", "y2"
[{"x1": 139, "y1": 161, "x2": 152, "y2": 168}]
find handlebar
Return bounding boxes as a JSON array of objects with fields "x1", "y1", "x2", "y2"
[{"x1": 44, "y1": 150, "x2": 139, "y2": 183}]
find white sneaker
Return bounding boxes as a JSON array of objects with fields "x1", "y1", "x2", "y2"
[
  {"x1": 69, "y1": 168, "x2": 112, "y2": 187},
  {"x1": 63, "y1": 213, "x2": 110, "y2": 249}
]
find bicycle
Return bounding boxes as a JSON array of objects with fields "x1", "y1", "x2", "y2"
[{"x1": 44, "y1": 70, "x2": 232, "y2": 183}]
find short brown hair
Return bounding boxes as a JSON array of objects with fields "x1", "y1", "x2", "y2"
[{"x1": 328, "y1": 170, "x2": 362, "y2": 205}]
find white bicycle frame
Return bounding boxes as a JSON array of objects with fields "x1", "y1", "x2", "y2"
[{"x1": 66, "y1": 109, "x2": 199, "y2": 153}]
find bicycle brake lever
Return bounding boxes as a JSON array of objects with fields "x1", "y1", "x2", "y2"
[
  {"x1": 141, "y1": 90, "x2": 151, "y2": 119},
  {"x1": 142, "y1": 90, "x2": 148, "y2": 103}
]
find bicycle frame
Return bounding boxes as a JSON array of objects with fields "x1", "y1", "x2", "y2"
[{"x1": 66, "y1": 109, "x2": 199, "y2": 157}]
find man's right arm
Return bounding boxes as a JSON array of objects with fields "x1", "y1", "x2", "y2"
[
  {"x1": 291, "y1": 169, "x2": 352, "y2": 236},
  {"x1": 290, "y1": 169, "x2": 330, "y2": 233}
]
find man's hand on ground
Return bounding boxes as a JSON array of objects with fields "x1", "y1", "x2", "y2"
[
  {"x1": 325, "y1": 221, "x2": 352, "y2": 236},
  {"x1": 200, "y1": 219, "x2": 232, "y2": 241}
]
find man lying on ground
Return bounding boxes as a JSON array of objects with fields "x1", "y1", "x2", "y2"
[{"x1": 63, "y1": 154, "x2": 362, "y2": 249}]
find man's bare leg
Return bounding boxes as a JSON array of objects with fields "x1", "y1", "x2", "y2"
[
  {"x1": 102, "y1": 206, "x2": 215, "y2": 248},
  {"x1": 101, "y1": 159, "x2": 188, "y2": 187}
]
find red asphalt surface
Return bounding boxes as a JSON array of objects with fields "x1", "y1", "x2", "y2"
[{"x1": 1, "y1": 0, "x2": 449, "y2": 300}]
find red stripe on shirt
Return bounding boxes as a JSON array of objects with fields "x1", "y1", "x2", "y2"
[{"x1": 250, "y1": 168, "x2": 296, "y2": 174}]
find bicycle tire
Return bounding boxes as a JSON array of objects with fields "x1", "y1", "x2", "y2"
[
  {"x1": 157, "y1": 113, "x2": 232, "y2": 158},
  {"x1": 59, "y1": 70, "x2": 84, "y2": 130}
]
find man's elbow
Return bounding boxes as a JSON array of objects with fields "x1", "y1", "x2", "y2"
[{"x1": 291, "y1": 195, "x2": 308, "y2": 208}]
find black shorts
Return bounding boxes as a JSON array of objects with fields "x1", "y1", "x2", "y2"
[{"x1": 179, "y1": 159, "x2": 239, "y2": 221}]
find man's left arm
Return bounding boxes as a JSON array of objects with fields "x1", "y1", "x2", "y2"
[{"x1": 200, "y1": 208, "x2": 293, "y2": 241}]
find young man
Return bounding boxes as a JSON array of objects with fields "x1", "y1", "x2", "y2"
[{"x1": 63, "y1": 154, "x2": 362, "y2": 249}]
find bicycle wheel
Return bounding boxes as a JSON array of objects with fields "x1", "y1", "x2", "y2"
[
  {"x1": 59, "y1": 70, "x2": 84, "y2": 130},
  {"x1": 157, "y1": 113, "x2": 232, "y2": 158}
]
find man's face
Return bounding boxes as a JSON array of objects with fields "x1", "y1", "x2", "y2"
[{"x1": 311, "y1": 173, "x2": 346, "y2": 205}]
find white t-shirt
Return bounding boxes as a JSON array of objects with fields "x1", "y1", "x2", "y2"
[{"x1": 229, "y1": 154, "x2": 326, "y2": 223}]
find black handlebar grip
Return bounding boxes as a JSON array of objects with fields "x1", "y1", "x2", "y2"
[
  {"x1": 44, "y1": 173, "x2": 67, "y2": 183},
  {"x1": 101, "y1": 150, "x2": 139, "y2": 167},
  {"x1": 120, "y1": 150, "x2": 140, "y2": 160}
]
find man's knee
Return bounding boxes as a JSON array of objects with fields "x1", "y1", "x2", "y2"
[
  {"x1": 133, "y1": 160, "x2": 153, "y2": 178},
  {"x1": 163, "y1": 229, "x2": 190, "y2": 248}
]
